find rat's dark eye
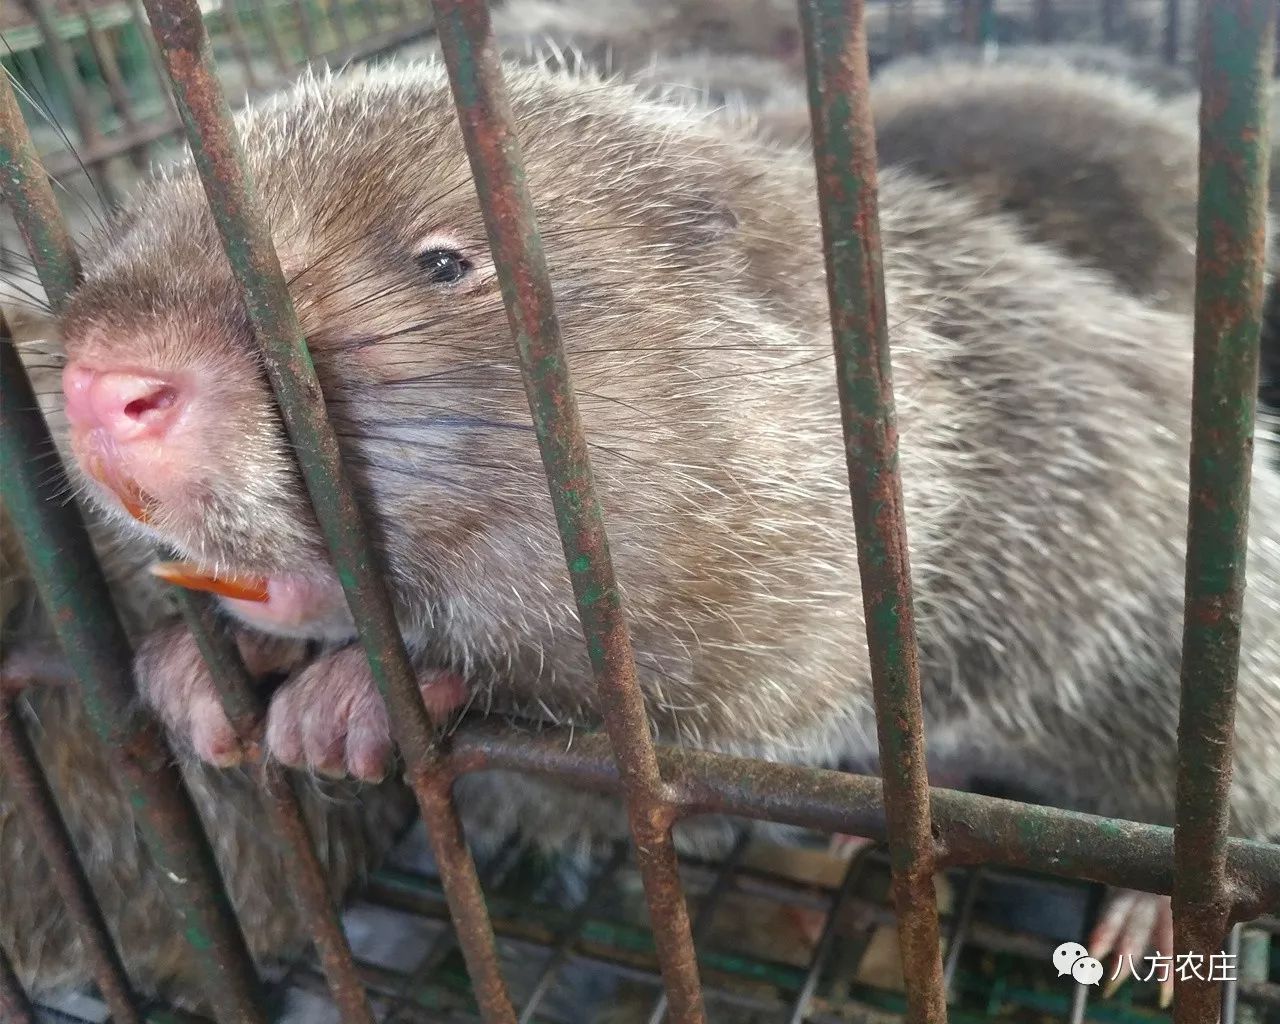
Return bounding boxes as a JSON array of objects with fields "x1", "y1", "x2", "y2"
[{"x1": 417, "y1": 249, "x2": 472, "y2": 284}]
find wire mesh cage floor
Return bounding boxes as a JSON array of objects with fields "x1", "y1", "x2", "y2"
[{"x1": 27, "y1": 822, "x2": 1280, "y2": 1023}]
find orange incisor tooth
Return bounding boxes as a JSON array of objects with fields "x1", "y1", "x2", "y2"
[{"x1": 150, "y1": 561, "x2": 271, "y2": 603}]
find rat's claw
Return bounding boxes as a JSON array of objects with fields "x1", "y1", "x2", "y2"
[
  {"x1": 135, "y1": 623, "x2": 310, "y2": 768},
  {"x1": 264, "y1": 647, "x2": 467, "y2": 782},
  {"x1": 136, "y1": 624, "x2": 243, "y2": 767},
  {"x1": 1090, "y1": 888, "x2": 1173, "y2": 1005}
]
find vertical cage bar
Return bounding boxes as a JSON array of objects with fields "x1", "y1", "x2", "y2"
[
  {"x1": 0, "y1": 81, "x2": 82, "y2": 306},
  {"x1": 22, "y1": 0, "x2": 104, "y2": 154},
  {"x1": 796, "y1": 4, "x2": 947, "y2": 1024},
  {"x1": 1, "y1": 72, "x2": 270, "y2": 1024},
  {"x1": 221, "y1": 0, "x2": 265, "y2": 91},
  {"x1": 1174, "y1": 3, "x2": 1275, "y2": 1024},
  {"x1": 69, "y1": 0, "x2": 148, "y2": 170},
  {"x1": 172, "y1": 591, "x2": 379, "y2": 1024},
  {"x1": 251, "y1": 0, "x2": 295, "y2": 77},
  {"x1": 0, "y1": 343, "x2": 269, "y2": 1024},
  {"x1": 125, "y1": 0, "x2": 179, "y2": 116},
  {"x1": 133, "y1": 2, "x2": 517, "y2": 1020},
  {"x1": 0, "y1": 700, "x2": 145, "y2": 1024},
  {"x1": 0, "y1": 940, "x2": 35, "y2": 1024},
  {"x1": 428, "y1": 2, "x2": 708, "y2": 1021}
]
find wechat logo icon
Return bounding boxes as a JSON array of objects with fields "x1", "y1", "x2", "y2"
[{"x1": 1053, "y1": 942, "x2": 1104, "y2": 985}]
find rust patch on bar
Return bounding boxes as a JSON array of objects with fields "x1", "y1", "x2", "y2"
[
  {"x1": 797, "y1": 2, "x2": 946, "y2": 1021},
  {"x1": 138, "y1": 2, "x2": 516, "y2": 1017},
  {"x1": 1174, "y1": 3, "x2": 1276, "y2": 1024},
  {"x1": 429, "y1": 1, "x2": 706, "y2": 1019},
  {"x1": 447, "y1": 723, "x2": 1280, "y2": 919}
]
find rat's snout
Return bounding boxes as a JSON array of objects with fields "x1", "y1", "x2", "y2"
[
  {"x1": 61, "y1": 359, "x2": 203, "y2": 521},
  {"x1": 63, "y1": 364, "x2": 185, "y2": 443}
]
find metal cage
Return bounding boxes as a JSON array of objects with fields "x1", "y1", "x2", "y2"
[{"x1": 1, "y1": 0, "x2": 1278, "y2": 1023}]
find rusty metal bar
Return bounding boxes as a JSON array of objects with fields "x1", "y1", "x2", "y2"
[
  {"x1": 0, "y1": 79, "x2": 82, "y2": 305},
  {"x1": 0, "y1": 940, "x2": 35, "y2": 1024},
  {"x1": 133, "y1": 3, "x2": 517, "y2": 1020},
  {"x1": 69, "y1": 0, "x2": 149, "y2": 170},
  {"x1": 428, "y1": 3, "x2": 707, "y2": 1021},
  {"x1": 1174, "y1": 3, "x2": 1276, "y2": 1024},
  {"x1": 796, "y1": 3, "x2": 946, "y2": 1023},
  {"x1": 447, "y1": 724, "x2": 1280, "y2": 917},
  {"x1": 645, "y1": 834, "x2": 750, "y2": 1024},
  {"x1": 0, "y1": 699, "x2": 145, "y2": 1024},
  {"x1": 0, "y1": 348, "x2": 269, "y2": 1024},
  {"x1": 172, "y1": 590, "x2": 378, "y2": 1024},
  {"x1": 384, "y1": 838, "x2": 523, "y2": 1023},
  {"x1": 2, "y1": 72, "x2": 270, "y2": 1024}
]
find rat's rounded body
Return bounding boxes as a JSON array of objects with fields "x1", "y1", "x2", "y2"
[{"x1": 54, "y1": 62, "x2": 1280, "y2": 855}]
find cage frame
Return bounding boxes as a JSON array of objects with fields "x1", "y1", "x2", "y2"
[{"x1": 1, "y1": 0, "x2": 1278, "y2": 1023}]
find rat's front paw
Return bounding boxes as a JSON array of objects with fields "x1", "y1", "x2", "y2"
[
  {"x1": 135, "y1": 623, "x2": 308, "y2": 767},
  {"x1": 264, "y1": 646, "x2": 467, "y2": 782}
]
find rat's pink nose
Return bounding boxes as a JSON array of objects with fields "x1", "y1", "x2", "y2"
[{"x1": 63, "y1": 363, "x2": 184, "y2": 442}]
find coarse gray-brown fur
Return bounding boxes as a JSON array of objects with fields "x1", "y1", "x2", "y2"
[{"x1": 55, "y1": 62, "x2": 1280, "y2": 863}]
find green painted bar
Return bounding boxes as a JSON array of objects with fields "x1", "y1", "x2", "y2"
[
  {"x1": 134, "y1": 2, "x2": 517, "y2": 1018},
  {"x1": 428, "y1": 2, "x2": 708, "y2": 1020},
  {"x1": 797, "y1": 2, "x2": 946, "y2": 1022},
  {"x1": 0, "y1": 78, "x2": 81, "y2": 308},
  {"x1": 0, "y1": 342, "x2": 270, "y2": 1024},
  {"x1": 0, "y1": 700, "x2": 144, "y2": 1024},
  {"x1": 1174, "y1": 2, "x2": 1276, "y2": 1024},
  {"x1": 3, "y1": 69, "x2": 273, "y2": 1024}
]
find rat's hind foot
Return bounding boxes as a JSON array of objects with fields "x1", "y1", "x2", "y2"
[
  {"x1": 135, "y1": 623, "x2": 309, "y2": 768},
  {"x1": 264, "y1": 646, "x2": 467, "y2": 783},
  {"x1": 1091, "y1": 888, "x2": 1174, "y2": 1007}
]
